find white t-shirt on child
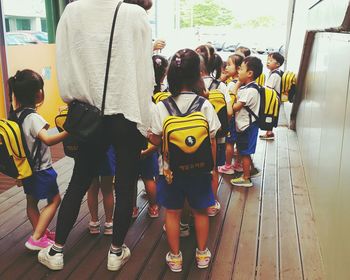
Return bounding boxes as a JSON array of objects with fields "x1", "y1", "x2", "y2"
[
  {"x1": 235, "y1": 82, "x2": 260, "y2": 132},
  {"x1": 266, "y1": 69, "x2": 282, "y2": 95},
  {"x1": 18, "y1": 111, "x2": 52, "y2": 171}
]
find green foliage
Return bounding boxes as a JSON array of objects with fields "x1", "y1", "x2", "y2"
[{"x1": 180, "y1": 0, "x2": 234, "y2": 28}]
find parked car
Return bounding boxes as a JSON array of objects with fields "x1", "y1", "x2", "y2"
[{"x1": 5, "y1": 31, "x2": 48, "y2": 45}]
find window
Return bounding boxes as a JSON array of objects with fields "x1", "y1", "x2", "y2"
[
  {"x1": 41, "y1": 19, "x2": 47, "y2": 32},
  {"x1": 5, "y1": 18, "x2": 10, "y2": 32},
  {"x1": 16, "y1": 18, "x2": 31, "y2": 30}
]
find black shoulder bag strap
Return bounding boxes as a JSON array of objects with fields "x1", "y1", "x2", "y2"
[
  {"x1": 17, "y1": 109, "x2": 42, "y2": 170},
  {"x1": 101, "y1": 1, "x2": 123, "y2": 114}
]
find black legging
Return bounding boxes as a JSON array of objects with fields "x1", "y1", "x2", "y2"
[{"x1": 55, "y1": 114, "x2": 144, "y2": 246}]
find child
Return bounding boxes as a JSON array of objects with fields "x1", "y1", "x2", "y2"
[
  {"x1": 149, "y1": 49, "x2": 221, "y2": 272},
  {"x1": 260, "y1": 52, "x2": 284, "y2": 140},
  {"x1": 8, "y1": 69, "x2": 68, "y2": 250},
  {"x1": 235, "y1": 46, "x2": 251, "y2": 57},
  {"x1": 230, "y1": 57, "x2": 262, "y2": 187},
  {"x1": 196, "y1": 44, "x2": 232, "y2": 217},
  {"x1": 218, "y1": 53, "x2": 244, "y2": 175},
  {"x1": 87, "y1": 146, "x2": 115, "y2": 235}
]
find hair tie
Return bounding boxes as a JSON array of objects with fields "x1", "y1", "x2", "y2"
[{"x1": 155, "y1": 58, "x2": 162, "y2": 66}]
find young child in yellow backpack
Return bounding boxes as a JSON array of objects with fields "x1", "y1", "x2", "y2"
[
  {"x1": 195, "y1": 44, "x2": 232, "y2": 217},
  {"x1": 260, "y1": 52, "x2": 284, "y2": 140},
  {"x1": 149, "y1": 49, "x2": 221, "y2": 272},
  {"x1": 218, "y1": 53, "x2": 244, "y2": 175},
  {"x1": 8, "y1": 70, "x2": 68, "y2": 250}
]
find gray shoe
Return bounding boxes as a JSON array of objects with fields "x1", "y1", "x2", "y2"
[{"x1": 250, "y1": 167, "x2": 261, "y2": 178}]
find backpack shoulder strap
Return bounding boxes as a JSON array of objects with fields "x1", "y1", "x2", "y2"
[
  {"x1": 244, "y1": 83, "x2": 260, "y2": 120},
  {"x1": 209, "y1": 79, "x2": 221, "y2": 90},
  {"x1": 184, "y1": 95, "x2": 206, "y2": 115},
  {"x1": 162, "y1": 97, "x2": 182, "y2": 116},
  {"x1": 17, "y1": 108, "x2": 42, "y2": 170}
]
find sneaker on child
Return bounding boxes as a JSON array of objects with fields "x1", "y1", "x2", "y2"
[
  {"x1": 232, "y1": 161, "x2": 243, "y2": 172},
  {"x1": 259, "y1": 133, "x2": 275, "y2": 140},
  {"x1": 148, "y1": 204, "x2": 159, "y2": 218},
  {"x1": 104, "y1": 222, "x2": 113, "y2": 235},
  {"x1": 107, "y1": 244, "x2": 131, "y2": 271},
  {"x1": 25, "y1": 235, "x2": 54, "y2": 251},
  {"x1": 166, "y1": 251, "x2": 183, "y2": 272},
  {"x1": 250, "y1": 167, "x2": 261, "y2": 178},
  {"x1": 195, "y1": 248, "x2": 211, "y2": 269},
  {"x1": 163, "y1": 222, "x2": 190, "y2": 237},
  {"x1": 207, "y1": 200, "x2": 221, "y2": 217},
  {"x1": 132, "y1": 207, "x2": 139, "y2": 218},
  {"x1": 45, "y1": 229, "x2": 56, "y2": 241},
  {"x1": 88, "y1": 220, "x2": 101, "y2": 234},
  {"x1": 218, "y1": 164, "x2": 235, "y2": 175},
  {"x1": 38, "y1": 244, "x2": 64, "y2": 270},
  {"x1": 230, "y1": 176, "x2": 253, "y2": 187}
]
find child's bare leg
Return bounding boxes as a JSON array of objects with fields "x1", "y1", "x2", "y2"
[
  {"x1": 225, "y1": 142, "x2": 234, "y2": 166},
  {"x1": 32, "y1": 194, "x2": 61, "y2": 240},
  {"x1": 242, "y1": 155, "x2": 252, "y2": 180},
  {"x1": 26, "y1": 195, "x2": 40, "y2": 230},
  {"x1": 87, "y1": 177, "x2": 100, "y2": 222},
  {"x1": 165, "y1": 209, "x2": 181, "y2": 254},
  {"x1": 192, "y1": 208, "x2": 209, "y2": 251},
  {"x1": 142, "y1": 178, "x2": 157, "y2": 206},
  {"x1": 100, "y1": 176, "x2": 114, "y2": 223}
]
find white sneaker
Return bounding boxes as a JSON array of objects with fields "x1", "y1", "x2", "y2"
[
  {"x1": 107, "y1": 244, "x2": 131, "y2": 271},
  {"x1": 38, "y1": 244, "x2": 64, "y2": 270}
]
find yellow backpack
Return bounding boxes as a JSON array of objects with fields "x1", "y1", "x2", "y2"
[
  {"x1": 255, "y1": 73, "x2": 266, "y2": 87},
  {"x1": 161, "y1": 95, "x2": 213, "y2": 184},
  {"x1": 208, "y1": 79, "x2": 228, "y2": 137},
  {"x1": 244, "y1": 83, "x2": 280, "y2": 131},
  {"x1": 152, "y1": 91, "x2": 171, "y2": 104},
  {"x1": 0, "y1": 109, "x2": 41, "y2": 179},
  {"x1": 281, "y1": 71, "x2": 297, "y2": 102}
]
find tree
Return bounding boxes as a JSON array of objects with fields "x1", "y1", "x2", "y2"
[{"x1": 180, "y1": 0, "x2": 234, "y2": 28}]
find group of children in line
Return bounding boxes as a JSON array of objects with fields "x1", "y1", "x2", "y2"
[{"x1": 8, "y1": 43, "x2": 285, "y2": 272}]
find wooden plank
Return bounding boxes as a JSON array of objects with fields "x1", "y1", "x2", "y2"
[
  {"x1": 277, "y1": 128, "x2": 303, "y2": 280},
  {"x1": 231, "y1": 136, "x2": 267, "y2": 280},
  {"x1": 256, "y1": 135, "x2": 279, "y2": 280},
  {"x1": 288, "y1": 130, "x2": 325, "y2": 280}
]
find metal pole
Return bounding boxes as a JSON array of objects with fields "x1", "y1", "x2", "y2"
[
  {"x1": 0, "y1": 0, "x2": 9, "y2": 115},
  {"x1": 45, "y1": 0, "x2": 55, "y2": 43}
]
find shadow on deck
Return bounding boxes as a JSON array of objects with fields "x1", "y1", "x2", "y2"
[{"x1": 0, "y1": 115, "x2": 325, "y2": 279}]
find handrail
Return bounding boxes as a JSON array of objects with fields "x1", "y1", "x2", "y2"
[{"x1": 289, "y1": 1, "x2": 350, "y2": 130}]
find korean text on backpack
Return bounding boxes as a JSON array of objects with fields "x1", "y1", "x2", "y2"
[
  {"x1": 208, "y1": 79, "x2": 228, "y2": 137},
  {"x1": 245, "y1": 83, "x2": 280, "y2": 131},
  {"x1": 0, "y1": 109, "x2": 41, "y2": 179},
  {"x1": 161, "y1": 95, "x2": 213, "y2": 184}
]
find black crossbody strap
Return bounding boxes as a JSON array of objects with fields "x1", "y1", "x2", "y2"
[{"x1": 101, "y1": 1, "x2": 123, "y2": 114}]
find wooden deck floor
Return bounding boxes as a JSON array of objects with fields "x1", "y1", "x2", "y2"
[{"x1": 0, "y1": 126, "x2": 325, "y2": 279}]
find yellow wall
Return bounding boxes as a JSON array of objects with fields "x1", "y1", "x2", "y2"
[
  {"x1": 0, "y1": 59, "x2": 6, "y2": 119},
  {"x1": 6, "y1": 44, "x2": 65, "y2": 127}
]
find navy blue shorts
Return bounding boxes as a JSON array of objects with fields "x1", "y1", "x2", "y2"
[
  {"x1": 157, "y1": 173, "x2": 215, "y2": 210},
  {"x1": 22, "y1": 167, "x2": 59, "y2": 201},
  {"x1": 139, "y1": 152, "x2": 159, "y2": 179},
  {"x1": 236, "y1": 123, "x2": 259, "y2": 156},
  {"x1": 226, "y1": 117, "x2": 237, "y2": 144},
  {"x1": 97, "y1": 146, "x2": 116, "y2": 176}
]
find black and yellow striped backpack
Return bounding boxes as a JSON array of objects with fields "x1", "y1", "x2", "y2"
[
  {"x1": 0, "y1": 109, "x2": 41, "y2": 179},
  {"x1": 208, "y1": 79, "x2": 228, "y2": 137},
  {"x1": 255, "y1": 73, "x2": 266, "y2": 87},
  {"x1": 161, "y1": 95, "x2": 213, "y2": 184},
  {"x1": 280, "y1": 71, "x2": 297, "y2": 103},
  {"x1": 152, "y1": 91, "x2": 171, "y2": 104},
  {"x1": 244, "y1": 83, "x2": 280, "y2": 131}
]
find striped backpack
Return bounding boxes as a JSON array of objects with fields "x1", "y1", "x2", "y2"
[
  {"x1": 244, "y1": 83, "x2": 280, "y2": 131},
  {"x1": 0, "y1": 109, "x2": 41, "y2": 179},
  {"x1": 255, "y1": 73, "x2": 266, "y2": 87},
  {"x1": 281, "y1": 71, "x2": 297, "y2": 103}
]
